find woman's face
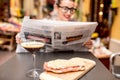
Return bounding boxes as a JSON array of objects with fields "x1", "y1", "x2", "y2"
[{"x1": 55, "y1": 0, "x2": 77, "y2": 21}]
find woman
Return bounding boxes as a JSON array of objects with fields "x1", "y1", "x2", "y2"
[{"x1": 16, "y1": 0, "x2": 92, "y2": 53}]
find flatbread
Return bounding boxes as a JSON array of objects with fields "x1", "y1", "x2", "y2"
[{"x1": 44, "y1": 57, "x2": 86, "y2": 73}]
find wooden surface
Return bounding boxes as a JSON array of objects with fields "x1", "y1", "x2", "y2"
[
  {"x1": 93, "y1": 53, "x2": 110, "y2": 69},
  {"x1": 94, "y1": 53, "x2": 110, "y2": 59},
  {"x1": 40, "y1": 58, "x2": 96, "y2": 80},
  {"x1": 0, "y1": 31, "x2": 16, "y2": 51}
]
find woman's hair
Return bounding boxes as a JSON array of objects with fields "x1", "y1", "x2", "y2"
[{"x1": 56, "y1": 0, "x2": 76, "y2": 6}]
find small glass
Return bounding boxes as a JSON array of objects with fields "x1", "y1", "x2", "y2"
[{"x1": 21, "y1": 39, "x2": 45, "y2": 78}]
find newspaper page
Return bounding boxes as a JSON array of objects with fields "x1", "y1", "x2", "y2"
[{"x1": 19, "y1": 16, "x2": 98, "y2": 52}]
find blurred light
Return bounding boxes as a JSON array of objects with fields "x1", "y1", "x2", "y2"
[
  {"x1": 100, "y1": 4, "x2": 104, "y2": 8},
  {"x1": 99, "y1": 11, "x2": 103, "y2": 16}
]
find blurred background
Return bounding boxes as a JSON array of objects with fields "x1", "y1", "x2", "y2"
[{"x1": 0, "y1": 0, "x2": 120, "y2": 70}]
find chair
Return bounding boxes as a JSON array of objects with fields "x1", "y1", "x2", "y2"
[{"x1": 110, "y1": 52, "x2": 120, "y2": 78}]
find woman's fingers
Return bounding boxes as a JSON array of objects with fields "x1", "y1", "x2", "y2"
[
  {"x1": 84, "y1": 40, "x2": 93, "y2": 49},
  {"x1": 15, "y1": 33, "x2": 21, "y2": 44}
]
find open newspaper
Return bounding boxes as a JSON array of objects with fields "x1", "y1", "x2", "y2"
[{"x1": 19, "y1": 16, "x2": 98, "y2": 52}]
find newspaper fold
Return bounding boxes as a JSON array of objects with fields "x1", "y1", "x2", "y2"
[{"x1": 19, "y1": 16, "x2": 98, "y2": 52}]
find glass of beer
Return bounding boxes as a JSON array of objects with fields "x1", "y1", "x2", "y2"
[{"x1": 21, "y1": 39, "x2": 45, "y2": 78}]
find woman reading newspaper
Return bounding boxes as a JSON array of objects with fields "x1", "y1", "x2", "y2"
[{"x1": 16, "y1": 0, "x2": 92, "y2": 53}]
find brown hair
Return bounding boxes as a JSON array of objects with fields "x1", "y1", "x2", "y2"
[{"x1": 56, "y1": 0, "x2": 76, "y2": 6}]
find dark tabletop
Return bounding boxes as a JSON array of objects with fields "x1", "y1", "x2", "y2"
[{"x1": 0, "y1": 51, "x2": 117, "y2": 80}]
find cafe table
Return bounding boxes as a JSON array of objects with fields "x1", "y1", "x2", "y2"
[{"x1": 0, "y1": 51, "x2": 117, "y2": 80}]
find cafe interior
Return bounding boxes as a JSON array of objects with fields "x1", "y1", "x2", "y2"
[{"x1": 0, "y1": 0, "x2": 120, "y2": 80}]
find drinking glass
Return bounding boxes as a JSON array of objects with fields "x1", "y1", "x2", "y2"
[
  {"x1": 21, "y1": 39, "x2": 45, "y2": 78},
  {"x1": 110, "y1": 53, "x2": 120, "y2": 78}
]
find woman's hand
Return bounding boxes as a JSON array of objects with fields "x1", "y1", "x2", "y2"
[
  {"x1": 15, "y1": 33, "x2": 21, "y2": 44},
  {"x1": 84, "y1": 39, "x2": 93, "y2": 49}
]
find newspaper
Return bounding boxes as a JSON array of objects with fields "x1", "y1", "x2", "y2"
[{"x1": 19, "y1": 16, "x2": 98, "y2": 52}]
